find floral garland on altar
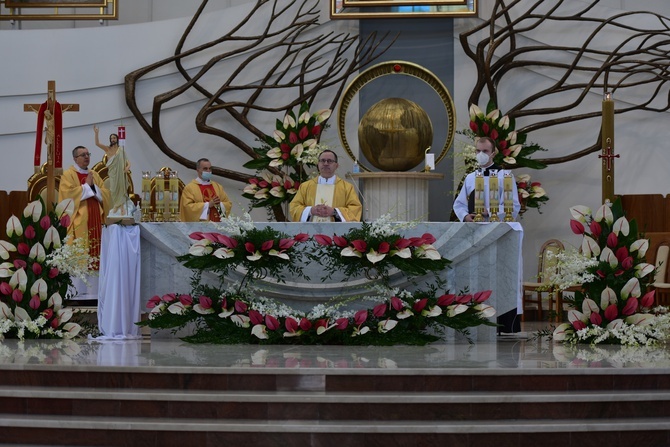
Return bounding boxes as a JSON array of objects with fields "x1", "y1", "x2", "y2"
[
  {"x1": 140, "y1": 215, "x2": 496, "y2": 345},
  {"x1": 549, "y1": 199, "x2": 669, "y2": 346}
]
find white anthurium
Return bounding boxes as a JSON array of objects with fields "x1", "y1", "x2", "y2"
[
  {"x1": 302, "y1": 138, "x2": 317, "y2": 151},
  {"x1": 606, "y1": 319, "x2": 624, "y2": 331},
  {"x1": 266, "y1": 147, "x2": 282, "y2": 159},
  {"x1": 61, "y1": 322, "x2": 81, "y2": 339},
  {"x1": 260, "y1": 170, "x2": 275, "y2": 182},
  {"x1": 486, "y1": 108, "x2": 500, "y2": 121},
  {"x1": 341, "y1": 247, "x2": 362, "y2": 258},
  {"x1": 469, "y1": 104, "x2": 483, "y2": 120},
  {"x1": 269, "y1": 186, "x2": 284, "y2": 198},
  {"x1": 508, "y1": 131, "x2": 518, "y2": 145},
  {"x1": 0, "y1": 301, "x2": 13, "y2": 320},
  {"x1": 298, "y1": 111, "x2": 311, "y2": 124},
  {"x1": 569, "y1": 205, "x2": 592, "y2": 223},
  {"x1": 254, "y1": 189, "x2": 269, "y2": 199},
  {"x1": 568, "y1": 309, "x2": 586, "y2": 324},
  {"x1": 6, "y1": 216, "x2": 22, "y2": 238},
  {"x1": 600, "y1": 287, "x2": 618, "y2": 310},
  {"x1": 351, "y1": 326, "x2": 371, "y2": 337},
  {"x1": 149, "y1": 305, "x2": 165, "y2": 319},
  {"x1": 630, "y1": 239, "x2": 649, "y2": 258},
  {"x1": 218, "y1": 308, "x2": 234, "y2": 319},
  {"x1": 612, "y1": 217, "x2": 630, "y2": 236},
  {"x1": 23, "y1": 200, "x2": 43, "y2": 222},
  {"x1": 503, "y1": 156, "x2": 517, "y2": 165},
  {"x1": 391, "y1": 248, "x2": 411, "y2": 259},
  {"x1": 0, "y1": 240, "x2": 17, "y2": 260},
  {"x1": 581, "y1": 236, "x2": 601, "y2": 258},
  {"x1": 620, "y1": 277, "x2": 641, "y2": 299},
  {"x1": 212, "y1": 247, "x2": 235, "y2": 259},
  {"x1": 634, "y1": 263, "x2": 655, "y2": 279},
  {"x1": 416, "y1": 245, "x2": 441, "y2": 260},
  {"x1": 447, "y1": 304, "x2": 468, "y2": 317},
  {"x1": 189, "y1": 240, "x2": 212, "y2": 256},
  {"x1": 14, "y1": 307, "x2": 30, "y2": 322},
  {"x1": 43, "y1": 227, "x2": 62, "y2": 250},
  {"x1": 168, "y1": 302, "x2": 187, "y2": 315},
  {"x1": 531, "y1": 187, "x2": 546, "y2": 198},
  {"x1": 194, "y1": 304, "x2": 215, "y2": 315},
  {"x1": 378, "y1": 319, "x2": 398, "y2": 333},
  {"x1": 29, "y1": 242, "x2": 47, "y2": 263},
  {"x1": 594, "y1": 203, "x2": 614, "y2": 224},
  {"x1": 30, "y1": 278, "x2": 48, "y2": 301},
  {"x1": 9, "y1": 268, "x2": 27, "y2": 292},
  {"x1": 366, "y1": 249, "x2": 386, "y2": 264},
  {"x1": 498, "y1": 115, "x2": 510, "y2": 130},
  {"x1": 0, "y1": 262, "x2": 14, "y2": 278},
  {"x1": 243, "y1": 184, "x2": 258, "y2": 195},
  {"x1": 48, "y1": 292, "x2": 63, "y2": 311},
  {"x1": 316, "y1": 322, "x2": 338, "y2": 335},
  {"x1": 475, "y1": 304, "x2": 496, "y2": 318},
  {"x1": 581, "y1": 298, "x2": 599, "y2": 318},
  {"x1": 283, "y1": 329, "x2": 303, "y2": 338},
  {"x1": 422, "y1": 306, "x2": 442, "y2": 318},
  {"x1": 273, "y1": 130, "x2": 285, "y2": 143},
  {"x1": 291, "y1": 142, "x2": 304, "y2": 160},
  {"x1": 625, "y1": 314, "x2": 655, "y2": 326},
  {"x1": 57, "y1": 307, "x2": 74, "y2": 324},
  {"x1": 55, "y1": 198, "x2": 75, "y2": 218},
  {"x1": 269, "y1": 249, "x2": 289, "y2": 260},
  {"x1": 396, "y1": 309, "x2": 413, "y2": 320},
  {"x1": 510, "y1": 144, "x2": 523, "y2": 157},
  {"x1": 230, "y1": 314, "x2": 251, "y2": 328},
  {"x1": 599, "y1": 246, "x2": 618, "y2": 269},
  {"x1": 552, "y1": 323, "x2": 574, "y2": 342},
  {"x1": 518, "y1": 189, "x2": 530, "y2": 199},
  {"x1": 283, "y1": 113, "x2": 296, "y2": 129},
  {"x1": 246, "y1": 251, "x2": 262, "y2": 262},
  {"x1": 516, "y1": 174, "x2": 531, "y2": 183},
  {"x1": 252, "y1": 324, "x2": 269, "y2": 339},
  {"x1": 269, "y1": 158, "x2": 284, "y2": 168},
  {"x1": 314, "y1": 109, "x2": 331, "y2": 123}
]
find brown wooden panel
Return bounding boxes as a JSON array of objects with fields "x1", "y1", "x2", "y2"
[
  {"x1": 0, "y1": 190, "x2": 28, "y2": 240},
  {"x1": 619, "y1": 194, "x2": 666, "y2": 233}
]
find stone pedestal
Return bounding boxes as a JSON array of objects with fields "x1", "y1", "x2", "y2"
[{"x1": 347, "y1": 172, "x2": 444, "y2": 221}]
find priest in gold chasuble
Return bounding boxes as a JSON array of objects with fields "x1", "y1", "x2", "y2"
[
  {"x1": 58, "y1": 146, "x2": 111, "y2": 268},
  {"x1": 290, "y1": 150, "x2": 362, "y2": 222},
  {"x1": 180, "y1": 158, "x2": 232, "y2": 222}
]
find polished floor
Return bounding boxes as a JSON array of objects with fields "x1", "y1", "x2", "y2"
[{"x1": 1, "y1": 321, "x2": 669, "y2": 372}]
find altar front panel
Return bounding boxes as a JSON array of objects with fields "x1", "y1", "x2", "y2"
[{"x1": 139, "y1": 222, "x2": 522, "y2": 341}]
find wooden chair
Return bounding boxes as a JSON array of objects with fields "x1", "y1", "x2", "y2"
[
  {"x1": 648, "y1": 237, "x2": 670, "y2": 307},
  {"x1": 522, "y1": 239, "x2": 564, "y2": 322}
]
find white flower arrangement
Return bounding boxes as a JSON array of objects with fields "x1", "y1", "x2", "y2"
[
  {"x1": 545, "y1": 245, "x2": 599, "y2": 291},
  {"x1": 46, "y1": 235, "x2": 99, "y2": 283}
]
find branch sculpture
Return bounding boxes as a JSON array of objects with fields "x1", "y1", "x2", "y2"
[
  {"x1": 460, "y1": 0, "x2": 670, "y2": 165},
  {"x1": 125, "y1": 0, "x2": 394, "y2": 220}
]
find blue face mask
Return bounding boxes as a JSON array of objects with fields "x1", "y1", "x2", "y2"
[{"x1": 201, "y1": 171, "x2": 212, "y2": 181}]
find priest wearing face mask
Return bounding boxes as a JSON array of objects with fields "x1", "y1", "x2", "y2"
[
  {"x1": 179, "y1": 158, "x2": 232, "y2": 222},
  {"x1": 453, "y1": 136, "x2": 521, "y2": 222},
  {"x1": 289, "y1": 150, "x2": 362, "y2": 222}
]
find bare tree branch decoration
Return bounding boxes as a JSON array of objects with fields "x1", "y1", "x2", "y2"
[
  {"x1": 125, "y1": 0, "x2": 394, "y2": 220},
  {"x1": 460, "y1": 0, "x2": 670, "y2": 165}
]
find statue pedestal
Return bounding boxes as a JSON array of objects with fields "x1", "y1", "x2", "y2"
[{"x1": 348, "y1": 171, "x2": 444, "y2": 221}]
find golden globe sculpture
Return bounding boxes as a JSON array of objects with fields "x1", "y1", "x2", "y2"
[{"x1": 357, "y1": 97, "x2": 433, "y2": 171}]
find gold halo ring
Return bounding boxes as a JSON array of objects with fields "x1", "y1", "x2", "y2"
[{"x1": 337, "y1": 60, "x2": 456, "y2": 172}]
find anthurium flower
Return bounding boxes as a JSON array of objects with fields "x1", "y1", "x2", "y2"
[
  {"x1": 486, "y1": 109, "x2": 500, "y2": 121},
  {"x1": 9, "y1": 268, "x2": 27, "y2": 292},
  {"x1": 394, "y1": 238, "x2": 411, "y2": 249},
  {"x1": 283, "y1": 113, "x2": 296, "y2": 129},
  {"x1": 568, "y1": 309, "x2": 586, "y2": 325},
  {"x1": 30, "y1": 278, "x2": 48, "y2": 301},
  {"x1": 11, "y1": 289, "x2": 23, "y2": 303},
  {"x1": 39, "y1": 215, "x2": 51, "y2": 230},
  {"x1": 313, "y1": 108, "x2": 331, "y2": 123},
  {"x1": 29, "y1": 294, "x2": 41, "y2": 309},
  {"x1": 299, "y1": 318, "x2": 312, "y2": 331},
  {"x1": 246, "y1": 251, "x2": 262, "y2": 261},
  {"x1": 599, "y1": 246, "x2": 618, "y2": 268},
  {"x1": 570, "y1": 205, "x2": 591, "y2": 223},
  {"x1": 234, "y1": 301, "x2": 248, "y2": 313},
  {"x1": 620, "y1": 277, "x2": 641, "y2": 299},
  {"x1": 351, "y1": 326, "x2": 371, "y2": 337},
  {"x1": 640, "y1": 290, "x2": 655, "y2": 308},
  {"x1": 621, "y1": 256, "x2": 634, "y2": 270},
  {"x1": 252, "y1": 324, "x2": 269, "y2": 339},
  {"x1": 294, "y1": 233, "x2": 309, "y2": 243},
  {"x1": 24, "y1": 225, "x2": 36, "y2": 240},
  {"x1": 314, "y1": 234, "x2": 333, "y2": 246},
  {"x1": 147, "y1": 295, "x2": 161, "y2": 309},
  {"x1": 230, "y1": 314, "x2": 251, "y2": 327},
  {"x1": 218, "y1": 307, "x2": 234, "y2": 318},
  {"x1": 61, "y1": 322, "x2": 81, "y2": 339},
  {"x1": 189, "y1": 240, "x2": 212, "y2": 256},
  {"x1": 391, "y1": 248, "x2": 411, "y2": 259},
  {"x1": 396, "y1": 309, "x2": 413, "y2": 319},
  {"x1": 372, "y1": 303, "x2": 387, "y2": 317},
  {"x1": 351, "y1": 240, "x2": 367, "y2": 252},
  {"x1": 0, "y1": 241, "x2": 16, "y2": 260},
  {"x1": 416, "y1": 244, "x2": 441, "y2": 260},
  {"x1": 278, "y1": 238, "x2": 296, "y2": 250},
  {"x1": 316, "y1": 319, "x2": 336, "y2": 335},
  {"x1": 615, "y1": 246, "x2": 628, "y2": 263},
  {"x1": 421, "y1": 233, "x2": 437, "y2": 244},
  {"x1": 447, "y1": 304, "x2": 468, "y2": 317},
  {"x1": 606, "y1": 232, "x2": 618, "y2": 248},
  {"x1": 168, "y1": 302, "x2": 187, "y2": 315},
  {"x1": 622, "y1": 297, "x2": 639, "y2": 316},
  {"x1": 243, "y1": 184, "x2": 258, "y2": 195},
  {"x1": 265, "y1": 315, "x2": 280, "y2": 331},
  {"x1": 50, "y1": 317, "x2": 60, "y2": 329},
  {"x1": 437, "y1": 294, "x2": 456, "y2": 306},
  {"x1": 6, "y1": 216, "x2": 22, "y2": 238},
  {"x1": 43, "y1": 226, "x2": 61, "y2": 250},
  {"x1": 606, "y1": 318, "x2": 624, "y2": 330},
  {"x1": 0, "y1": 282, "x2": 11, "y2": 295},
  {"x1": 248, "y1": 310, "x2": 264, "y2": 325},
  {"x1": 354, "y1": 309, "x2": 368, "y2": 326},
  {"x1": 594, "y1": 203, "x2": 614, "y2": 224},
  {"x1": 13, "y1": 259, "x2": 26, "y2": 270},
  {"x1": 341, "y1": 247, "x2": 362, "y2": 258},
  {"x1": 600, "y1": 287, "x2": 617, "y2": 310},
  {"x1": 0, "y1": 262, "x2": 14, "y2": 278},
  {"x1": 178, "y1": 294, "x2": 193, "y2": 306},
  {"x1": 581, "y1": 236, "x2": 600, "y2": 258},
  {"x1": 582, "y1": 298, "x2": 599, "y2": 317},
  {"x1": 456, "y1": 294, "x2": 473, "y2": 304},
  {"x1": 55, "y1": 198, "x2": 74, "y2": 218},
  {"x1": 273, "y1": 129, "x2": 286, "y2": 143},
  {"x1": 570, "y1": 219, "x2": 585, "y2": 235},
  {"x1": 23, "y1": 200, "x2": 43, "y2": 222},
  {"x1": 634, "y1": 263, "x2": 654, "y2": 278},
  {"x1": 422, "y1": 306, "x2": 442, "y2": 317},
  {"x1": 194, "y1": 296, "x2": 214, "y2": 315},
  {"x1": 378, "y1": 319, "x2": 398, "y2": 333},
  {"x1": 29, "y1": 242, "x2": 46, "y2": 263},
  {"x1": 59, "y1": 214, "x2": 71, "y2": 228},
  {"x1": 269, "y1": 249, "x2": 289, "y2": 260},
  {"x1": 390, "y1": 296, "x2": 405, "y2": 311},
  {"x1": 48, "y1": 292, "x2": 63, "y2": 311},
  {"x1": 571, "y1": 319, "x2": 587, "y2": 330},
  {"x1": 366, "y1": 249, "x2": 386, "y2": 264},
  {"x1": 552, "y1": 323, "x2": 574, "y2": 341},
  {"x1": 629, "y1": 239, "x2": 649, "y2": 257},
  {"x1": 475, "y1": 304, "x2": 496, "y2": 318},
  {"x1": 612, "y1": 217, "x2": 630, "y2": 236},
  {"x1": 498, "y1": 115, "x2": 510, "y2": 130},
  {"x1": 14, "y1": 306, "x2": 30, "y2": 322},
  {"x1": 473, "y1": 290, "x2": 492, "y2": 303},
  {"x1": 412, "y1": 298, "x2": 428, "y2": 312},
  {"x1": 285, "y1": 317, "x2": 300, "y2": 334},
  {"x1": 626, "y1": 313, "x2": 655, "y2": 326},
  {"x1": 469, "y1": 104, "x2": 483, "y2": 120},
  {"x1": 213, "y1": 247, "x2": 235, "y2": 259},
  {"x1": 0, "y1": 301, "x2": 13, "y2": 320},
  {"x1": 589, "y1": 312, "x2": 602, "y2": 326}
]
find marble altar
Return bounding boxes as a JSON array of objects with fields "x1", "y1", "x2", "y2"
[{"x1": 139, "y1": 222, "x2": 523, "y2": 341}]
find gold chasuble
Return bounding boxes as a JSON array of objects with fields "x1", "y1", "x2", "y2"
[
  {"x1": 311, "y1": 184, "x2": 335, "y2": 222},
  {"x1": 289, "y1": 176, "x2": 362, "y2": 222},
  {"x1": 199, "y1": 183, "x2": 222, "y2": 222},
  {"x1": 58, "y1": 167, "x2": 110, "y2": 269},
  {"x1": 179, "y1": 180, "x2": 232, "y2": 222}
]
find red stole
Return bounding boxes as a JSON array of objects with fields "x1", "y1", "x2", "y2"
[
  {"x1": 198, "y1": 183, "x2": 221, "y2": 222},
  {"x1": 34, "y1": 101, "x2": 63, "y2": 171},
  {"x1": 76, "y1": 172, "x2": 102, "y2": 269}
]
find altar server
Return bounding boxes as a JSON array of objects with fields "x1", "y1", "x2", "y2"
[
  {"x1": 180, "y1": 158, "x2": 232, "y2": 222},
  {"x1": 289, "y1": 150, "x2": 362, "y2": 222}
]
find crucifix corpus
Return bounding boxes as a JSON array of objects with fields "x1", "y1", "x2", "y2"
[
  {"x1": 24, "y1": 80, "x2": 80, "y2": 213},
  {"x1": 600, "y1": 92, "x2": 618, "y2": 204}
]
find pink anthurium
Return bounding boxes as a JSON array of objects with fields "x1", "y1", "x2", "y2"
[
  {"x1": 24, "y1": 225, "x2": 36, "y2": 240},
  {"x1": 59, "y1": 214, "x2": 71, "y2": 228},
  {"x1": 589, "y1": 312, "x2": 602, "y2": 326},
  {"x1": 594, "y1": 203, "x2": 614, "y2": 224},
  {"x1": 293, "y1": 233, "x2": 309, "y2": 242},
  {"x1": 600, "y1": 287, "x2": 617, "y2": 310},
  {"x1": 354, "y1": 310, "x2": 368, "y2": 326},
  {"x1": 335, "y1": 318, "x2": 349, "y2": 330},
  {"x1": 640, "y1": 290, "x2": 655, "y2": 308},
  {"x1": 0, "y1": 282, "x2": 12, "y2": 295},
  {"x1": 265, "y1": 315, "x2": 280, "y2": 331},
  {"x1": 17, "y1": 243, "x2": 30, "y2": 256},
  {"x1": 570, "y1": 219, "x2": 585, "y2": 235},
  {"x1": 604, "y1": 303, "x2": 619, "y2": 321},
  {"x1": 299, "y1": 318, "x2": 312, "y2": 331},
  {"x1": 629, "y1": 239, "x2": 649, "y2": 257},
  {"x1": 622, "y1": 297, "x2": 639, "y2": 316},
  {"x1": 234, "y1": 301, "x2": 248, "y2": 313},
  {"x1": 39, "y1": 215, "x2": 51, "y2": 230},
  {"x1": 413, "y1": 298, "x2": 428, "y2": 312},
  {"x1": 606, "y1": 232, "x2": 618, "y2": 248},
  {"x1": 32, "y1": 262, "x2": 42, "y2": 276},
  {"x1": 351, "y1": 240, "x2": 367, "y2": 253},
  {"x1": 473, "y1": 290, "x2": 492, "y2": 303},
  {"x1": 12, "y1": 289, "x2": 23, "y2": 303},
  {"x1": 620, "y1": 277, "x2": 641, "y2": 299},
  {"x1": 29, "y1": 295, "x2": 41, "y2": 310},
  {"x1": 313, "y1": 234, "x2": 332, "y2": 246},
  {"x1": 261, "y1": 240, "x2": 274, "y2": 252},
  {"x1": 615, "y1": 247, "x2": 628, "y2": 263},
  {"x1": 373, "y1": 303, "x2": 387, "y2": 317},
  {"x1": 248, "y1": 310, "x2": 263, "y2": 325},
  {"x1": 437, "y1": 294, "x2": 456, "y2": 306},
  {"x1": 589, "y1": 221, "x2": 601, "y2": 238},
  {"x1": 572, "y1": 320, "x2": 587, "y2": 331},
  {"x1": 55, "y1": 198, "x2": 74, "y2": 218},
  {"x1": 612, "y1": 217, "x2": 630, "y2": 236},
  {"x1": 390, "y1": 296, "x2": 404, "y2": 311}
]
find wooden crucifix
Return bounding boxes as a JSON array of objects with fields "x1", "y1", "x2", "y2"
[
  {"x1": 599, "y1": 92, "x2": 618, "y2": 204},
  {"x1": 24, "y1": 80, "x2": 79, "y2": 212}
]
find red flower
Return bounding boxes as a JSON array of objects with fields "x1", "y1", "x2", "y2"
[
  {"x1": 621, "y1": 256, "x2": 634, "y2": 270},
  {"x1": 259, "y1": 180, "x2": 269, "y2": 188},
  {"x1": 378, "y1": 242, "x2": 390, "y2": 254},
  {"x1": 189, "y1": 232, "x2": 205, "y2": 240},
  {"x1": 408, "y1": 237, "x2": 426, "y2": 247},
  {"x1": 373, "y1": 303, "x2": 387, "y2": 317},
  {"x1": 289, "y1": 132, "x2": 299, "y2": 144},
  {"x1": 413, "y1": 298, "x2": 428, "y2": 312},
  {"x1": 265, "y1": 314, "x2": 280, "y2": 331},
  {"x1": 314, "y1": 234, "x2": 333, "y2": 246},
  {"x1": 0, "y1": 282, "x2": 12, "y2": 295},
  {"x1": 279, "y1": 238, "x2": 296, "y2": 250},
  {"x1": 482, "y1": 122, "x2": 490, "y2": 135},
  {"x1": 285, "y1": 317, "x2": 299, "y2": 333},
  {"x1": 421, "y1": 233, "x2": 436, "y2": 244},
  {"x1": 311, "y1": 124, "x2": 322, "y2": 136},
  {"x1": 280, "y1": 143, "x2": 291, "y2": 153},
  {"x1": 29, "y1": 295, "x2": 41, "y2": 310},
  {"x1": 473, "y1": 290, "x2": 492, "y2": 303},
  {"x1": 333, "y1": 235, "x2": 349, "y2": 247},
  {"x1": 391, "y1": 296, "x2": 404, "y2": 311},
  {"x1": 622, "y1": 297, "x2": 638, "y2": 316},
  {"x1": 198, "y1": 296, "x2": 212, "y2": 309},
  {"x1": 25, "y1": 225, "x2": 36, "y2": 239},
  {"x1": 490, "y1": 129, "x2": 499, "y2": 141},
  {"x1": 615, "y1": 247, "x2": 628, "y2": 263},
  {"x1": 502, "y1": 148, "x2": 511, "y2": 157},
  {"x1": 569, "y1": 220, "x2": 585, "y2": 235},
  {"x1": 218, "y1": 234, "x2": 238, "y2": 249},
  {"x1": 12, "y1": 289, "x2": 23, "y2": 303},
  {"x1": 437, "y1": 294, "x2": 456, "y2": 306},
  {"x1": 589, "y1": 312, "x2": 602, "y2": 326},
  {"x1": 589, "y1": 221, "x2": 601, "y2": 238},
  {"x1": 469, "y1": 121, "x2": 478, "y2": 133},
  {"x1": 606, "y1": 232, "x2": 618, "y2": 248},
  {"x1": 351, "y1": 240, "x2": 367, "y2": 252},
  {"x1": 14, "y1": 259, "x2": 26, "y2": 270},
  {"x1": 42, "y1": 308, "x2": 53, "y2": 320},
  {"x1": 179, "y1": 294, "x2": 193, "y2": 306},
  {"x1": 456, "y1": 294, "x2": 473, "y2": 304},
  {"x1": 498, "y1": 140, "x2": 508, "y2": 150},
  {"x1": 40, "y1": 215, "x2": 51, "y2": 230},
  {"x1": 59, "y1": 215, "x2": 71, "y2": 228},
  {"x1": 261, "y1": 240, "x2": 274, "y2": 251},
  {"x1": 394, "y1": 238, "x2": 411, "y2": 249},
  {"x1": 640, "y1": 290, "x2": 655, "y2": 308},
  {"x1": 572, "y1": 320, "x2": 586, "y2": 330},
  {"x1": 147, "y1": 295, "x2": 161, "y2": 308},
  {"x1": 162, "y1": 293, "x2": 177, "y2": 303},
  {"x1": 354, "y1": 309, "x2": 368, "y2": 326},
  {"x1": 315, "y1": 319, "x2": 329, "y2": 331},
  {"x1": 248, "y1": 178, "x2": 259, "y2": 185},
  {"x1": 596, "y1": 270, "x2": 606, "y2": 279},
  {"x1": 299, "y1": 318, "x2": 312, "y2": 331},
  {"x1": 51, "y1": 317, "x2": 59, "y2": 329},
  {"x1": 32, "y1": 262, "x2": 42, "y2": 276},
  {"x1": 604, "y1": 303, "x2": 618, "y2": 321},
  {"x1": 244, "y1": 242, "x2": 256, "y2": 253},
  {"x1": 281, "y1": 152, "x2": 290, "y2": 160},
  {"x1": 234, "y1": 300, "x2": 248, "y2": 313},
  {"x1": 335, "y1": 318, "x2": 349, "y2": 330},
  {"x1": 298, "y1": 126, "x2": 309, "y2": 140},
  {"x1": 17, "y1": 243, "x2": 30, "y2": 255},
  {"x1": 248, "y1": 310, "x2": 263, "y2": 325},
  {"x1": 293, "y1": 233, "x2": 309, "y2": 242}
]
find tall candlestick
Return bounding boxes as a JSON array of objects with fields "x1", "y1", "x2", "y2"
[
  {"x1": 503, "y1": 172, "x2": 514, "y2": 222},
  {"x1": 601, "y1": 91, "x2": 615, "y2": 203},
  {"x1": 489, "y1": 169, "x2": 499, "y2": 222},
  {"x1": 474, "y1": 171, "x2": 485, "y2": 222}
]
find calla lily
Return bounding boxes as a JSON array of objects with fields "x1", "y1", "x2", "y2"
[
  {"x1": 269, "y1": 249, "x2": 289, "y2": 260},
  {"x1": 29, "y1": 242, "x2": 46, "y2": 263},
  {"x1": 30, "y1": 278, "x2": 48, "y2": 301},
  {"x1": 582, "y1": 298, "x2": 599, "y2": 317},
  {"x1": 23, "y1": 200, "x2": 43, "y2": 222},
  {"x1": 61, "y1": 322, "x2": 81, "y2": 339},
  {"x1": 0, "y1": 240, "x2": 17, "y2": 260},
  {"x1": 475, "y1": 304, "x2": 496, "y2": 318},
  {"x1": 366, "y1": 249, "x2": 386, "y2": 264},
  {"x1": 552, "y1": 323, "x2": 574, "y2": 341},
  {"x1": 581, "y1": 236, "x2": 600, "y2": 258},
  {"x1": 447, "y1": 304, "x2": 468, "y2": 317},
  {"x1": 43, "y1": 227, "x2": 62, "y2": 249},
  {"x1": 612, "y1": 217, "x2": 630, "y2": 236},
  {"x1": 230, "y1": 314, "x2": 251, "y2": 328},
  {"x1": 600, "y1": 287, "x2": 618, "y2": 310},
  {"x1": 341, "y1": 247, "x2": 362, "y2": 258},
  {"x1": 630, "y1": 239, "x2": 649, "y2": 257},
  {"x1": 625, "y1": 313, "x2": 655, "y2": 326},
  {"x1": 569, "y1": 205, "x2": 592, "y2": 223},
  {"x1": 378, "y1": 319, "x2": 398, "y2": 333},
  {"x1": 55, "y1": 198, "x2": 75, "y2": 218},
  {"x1": 599, "y1": 246, "x2": 618, "y2": 268},
  {"x1": 620, "y1": 277, "x2": 641, "y2": 299},
  {"x1": 9, "y1": 268, "x2": 27, "y2": 292},
  {"x1": 634, "y1": 263, "x2": 655, "y2": 279},
  {"x1": 6, "y1": 216, "x2": 22, "y2": 237},
  {"x1": 594, "y1": 203, "x2": 614, "y2": 224}
]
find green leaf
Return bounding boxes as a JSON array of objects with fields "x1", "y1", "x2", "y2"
[{"x1": 243, "y1": 158, "x2": 271, "y2": 170}]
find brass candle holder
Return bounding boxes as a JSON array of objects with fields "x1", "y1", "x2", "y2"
[
  {"x1": 503, "y1": 172, "x2": 514, "y2": 222},
  {"x1": 489, "y1": 169, "x2": 500, "y2": 222},
  {"x1": 141, "y1": 171, "x2": 152, "y2": 222},
  {"x1": 154, "y1": 171, "x2": 165, "y2": 222},
  {"x1": 474, "y1": 170, "x2": 485, "y2": 222}
]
